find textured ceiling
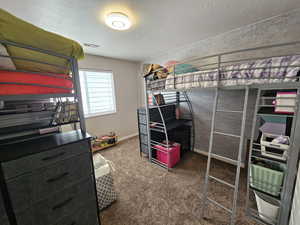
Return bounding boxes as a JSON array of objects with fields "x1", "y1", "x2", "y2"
[{"x1": 2, "y1": 0, "x2": 300, "y2": 61}]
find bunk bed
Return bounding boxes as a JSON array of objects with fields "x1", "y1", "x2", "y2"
[
  {"x1": 142, "y1": 41, "x2": 300, "y2": 225},
  {"x1": 0, "y1": 8, "x2": 87, "y2": 141},
  {"x1": 0, "y1": 9, "x2": 100, "y2": 225}
]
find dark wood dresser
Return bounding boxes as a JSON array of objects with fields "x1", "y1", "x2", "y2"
[{"x1": 0, "y1": 130, "x2": 100, "y2": 225}]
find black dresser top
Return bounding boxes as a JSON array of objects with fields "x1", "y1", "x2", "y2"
[{"x1": 0, "y1": 130, "x2": 91, "y2": 162}]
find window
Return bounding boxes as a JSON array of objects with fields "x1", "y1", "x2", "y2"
[{"x1": 79, "y1": 70, "x2": 116, "y2": 117}]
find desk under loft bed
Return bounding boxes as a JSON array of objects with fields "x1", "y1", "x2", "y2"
[
  {"x1": 0, "y1": 9, "x2": 100, "y2": 225},
  {"x1": 142, "y1": 41, "x2": 300, "y2": 225}
]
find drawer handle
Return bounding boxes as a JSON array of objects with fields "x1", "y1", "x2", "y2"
[
  {"x1": 52, "y1": 197, "x2": 73, "y2": 210},
  {"x1": 47, "y1": 172, "x2": 69, "y2": 183},
  {"x1": 42, "y1": 152, "x2": 66, "y2": 161}
]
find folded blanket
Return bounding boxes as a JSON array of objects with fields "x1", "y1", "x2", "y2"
[
  {"x1": 0, "y1": 44, "x2": 16, "y2": 70},
  {"x1": 0, "y1": 9, "x2": 84, "y2": 74}
]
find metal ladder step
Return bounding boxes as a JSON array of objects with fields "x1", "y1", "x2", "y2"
[
  {"x1": 209, "y1": 175, "x2": 235, "y2": 188},
  {"x1": 214, "y1": 131, "x2": 241, "y2": 138},
  {"x1": 207, "y1": 197, "x2": 232, "y2": 214},
  {"x1": 216, "y1": 110, "x2": 243, "y2": 113},
  {"x1": 210, "y1": 153, "x2": 239, "y2": 165}
]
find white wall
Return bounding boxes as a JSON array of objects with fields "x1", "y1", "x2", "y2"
[{"x1": 64, "y1": 54, "x2": 140, "y2": 139}]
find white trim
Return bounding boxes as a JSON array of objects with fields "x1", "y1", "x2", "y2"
[
  {"x1": 119, "y1": 133, "x2": 138, "y2": 142},
  {"x1": 194, "y1": 148, "x2": 245, "y2": 168},
  {"x1": 84, "y1": 110, "x2": 117, "y2": 119}
]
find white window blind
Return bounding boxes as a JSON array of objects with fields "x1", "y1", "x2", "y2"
[{"x1": 79, "y1": 70, "x2": 116, "y2": 117}]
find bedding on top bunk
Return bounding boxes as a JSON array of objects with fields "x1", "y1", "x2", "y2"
[
  {"x1": 147, "y1": 55, "x2": 300, "y2": 90},
  {"x1": 0, "y1": 70, "x2": 73, "y2": 95},
  {"x1": 0, "y1": 9, "x2": 84, "y2": 74}
]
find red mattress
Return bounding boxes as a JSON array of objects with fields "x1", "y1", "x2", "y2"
[{"x1": 0, "y1": 70, "x2": 73, "y2": 95}]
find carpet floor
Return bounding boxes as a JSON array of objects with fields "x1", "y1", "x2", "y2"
[{"x1": 97, "y1": 137, "x2": 259, "y2": 225}]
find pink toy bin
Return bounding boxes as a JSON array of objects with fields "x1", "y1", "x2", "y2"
[{"x1": 154, "y1": 141, "x2": 181, "y2": 168}]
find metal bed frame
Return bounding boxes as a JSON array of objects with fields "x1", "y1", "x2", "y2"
[
  {"x1": 0, "y1": 40, "x2": 86, "y2": 142},
  {"x1": 145, "y1": 41, "x2": 300, "y2": 92},
  {"x1": 143, "y1": 41, "x2": 300, "y2": 225}
]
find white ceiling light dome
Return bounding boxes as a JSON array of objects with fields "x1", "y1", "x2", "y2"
[{"x1": 105, "y1": 12, "x2": 131, "y2": 30}]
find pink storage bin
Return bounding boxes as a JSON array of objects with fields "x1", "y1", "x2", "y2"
[
  {"x1": 274, "y1": 92, "x2": 297, "y2": 114},
  {"x1": 155, "y1": 142, "x2": 181, "y2": 168}
]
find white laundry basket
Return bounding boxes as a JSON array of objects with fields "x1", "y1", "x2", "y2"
[
  {"x1": 93, "y1": 154, "x2": 117, "y2": 210},
  {"x1": 254, "y1": 191, "x2": 279, "y2": 224}
]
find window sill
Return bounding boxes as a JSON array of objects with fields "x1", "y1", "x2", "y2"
[{"x1": 84, "y1": 111, "x2": 117, "y2": 119}]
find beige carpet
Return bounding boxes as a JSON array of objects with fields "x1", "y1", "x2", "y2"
[{"x1": 97, "y1": 137, "x2": 258, "y2": 225}]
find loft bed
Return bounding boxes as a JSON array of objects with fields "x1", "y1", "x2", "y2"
[
  {"x1": 142, "y1": 41, "x2": 300, "y2": 225},
  {"x1": 0, "y1": 9, "x2": 86, "y2": 143},
  {"x1": 145, "y1": 42, "x2": 300, "y2": 91}
]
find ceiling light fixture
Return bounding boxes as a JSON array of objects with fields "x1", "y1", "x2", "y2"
[{"x1": 105, "y1": 12, "x2": 131, "y2": 30}]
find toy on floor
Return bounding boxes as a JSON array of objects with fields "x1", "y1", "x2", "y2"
[{"x1": 92, "y1": 132, "x2": 118, "y2": 152}]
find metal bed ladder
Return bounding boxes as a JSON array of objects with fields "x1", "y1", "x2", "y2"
[{"x1": 201, "y1": 87, "x2": 249, "y2": 225}]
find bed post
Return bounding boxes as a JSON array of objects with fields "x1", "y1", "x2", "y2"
[
  {"x1": 278, "y1": 88, "x2": 300, "y2": 225},
  {"x1": 71, "y1": 57, "x2": 86, "y2": 134}
]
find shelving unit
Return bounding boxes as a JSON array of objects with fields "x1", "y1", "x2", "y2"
[
  {"x1": 92, "y1": 143, "x2": 118, "y2": 152},
  {"x1": 0, "y1": 39, "x2": 86, "y2": 143},
  {"x1": 246, "y1": 87, "x2": 300, "y2": 225}
]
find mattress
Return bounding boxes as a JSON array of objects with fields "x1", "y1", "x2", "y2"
[
  {"x1": 147, "y1": 55, "x2": 300, "y2": 90},
  {"x1": 0, "y1": 9, "x2": 84, "y2": 74},
  {"x1": 0, "y1": 70, "x2": 73, "y2": 95}
]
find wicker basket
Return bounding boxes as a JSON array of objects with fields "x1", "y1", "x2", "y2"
[{"x1": 250, "y1": 163, "x2": 285, "y2": 197}]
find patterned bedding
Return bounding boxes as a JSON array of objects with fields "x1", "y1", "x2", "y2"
[{"x1": 147, "y1": 55, "x2": 300, "y2": 90}]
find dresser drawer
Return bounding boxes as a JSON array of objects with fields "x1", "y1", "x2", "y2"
[
  {"x1": 139, "y1": 124, "x2": 148, "y2": 135},
  {"x1": 2, "y1": 140, "x2": 90, "y2": 179},
  {"x1": 53, "y1": 200, "x2": 99, "y2": 225},
  {"x1": 0, "y1": 217, "x2": 9, "y2": 225},
  {"x1": 140, "y1": 143, "x2": 149, "y2": 155},
  {"x1": 14, "y1": 210, "x2": 33, "y2": 225},
  {"x1": 7, "y1": 152, "x2": 92, "y2": 212},
  {"x1": 0, "y1": 192, "x2": 9, "y2": 225},
  {"x1": 0, "y1": 191, "x2": 6, "y2": 220},
  {"x1": 138, "y1": 113, "x2": 147, "y2": 124},
  {"x1": 16, "y1": 176, "x2": 96, "y2": 225},
  {"x1": 140, "y1": 133, "x2": 148, "y2": 145}
]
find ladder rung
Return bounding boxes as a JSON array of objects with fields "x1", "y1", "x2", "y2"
[
  {"x1": 210, "y1": 153, "x2": 239, "y2": 165},
  {"x1": 216, "y1": 109, "x2": 243, "y2": 113},
  {"x1": 207, "y1": 197, "x2": 232, "y2": 213},
  {"x1": 214, "y1": 131, "x2": 241, "y2": 138},
  {"x1": 209, "y1": 175, "x2": 235, "y2": 188}
]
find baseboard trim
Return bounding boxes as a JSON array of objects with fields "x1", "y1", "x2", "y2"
[
  {"x1": 194, "y1": 148, "x2": 245, "y2": 168},
  {"x1": 119, "y1": 133, "x2": 138, "y2": 142}
]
